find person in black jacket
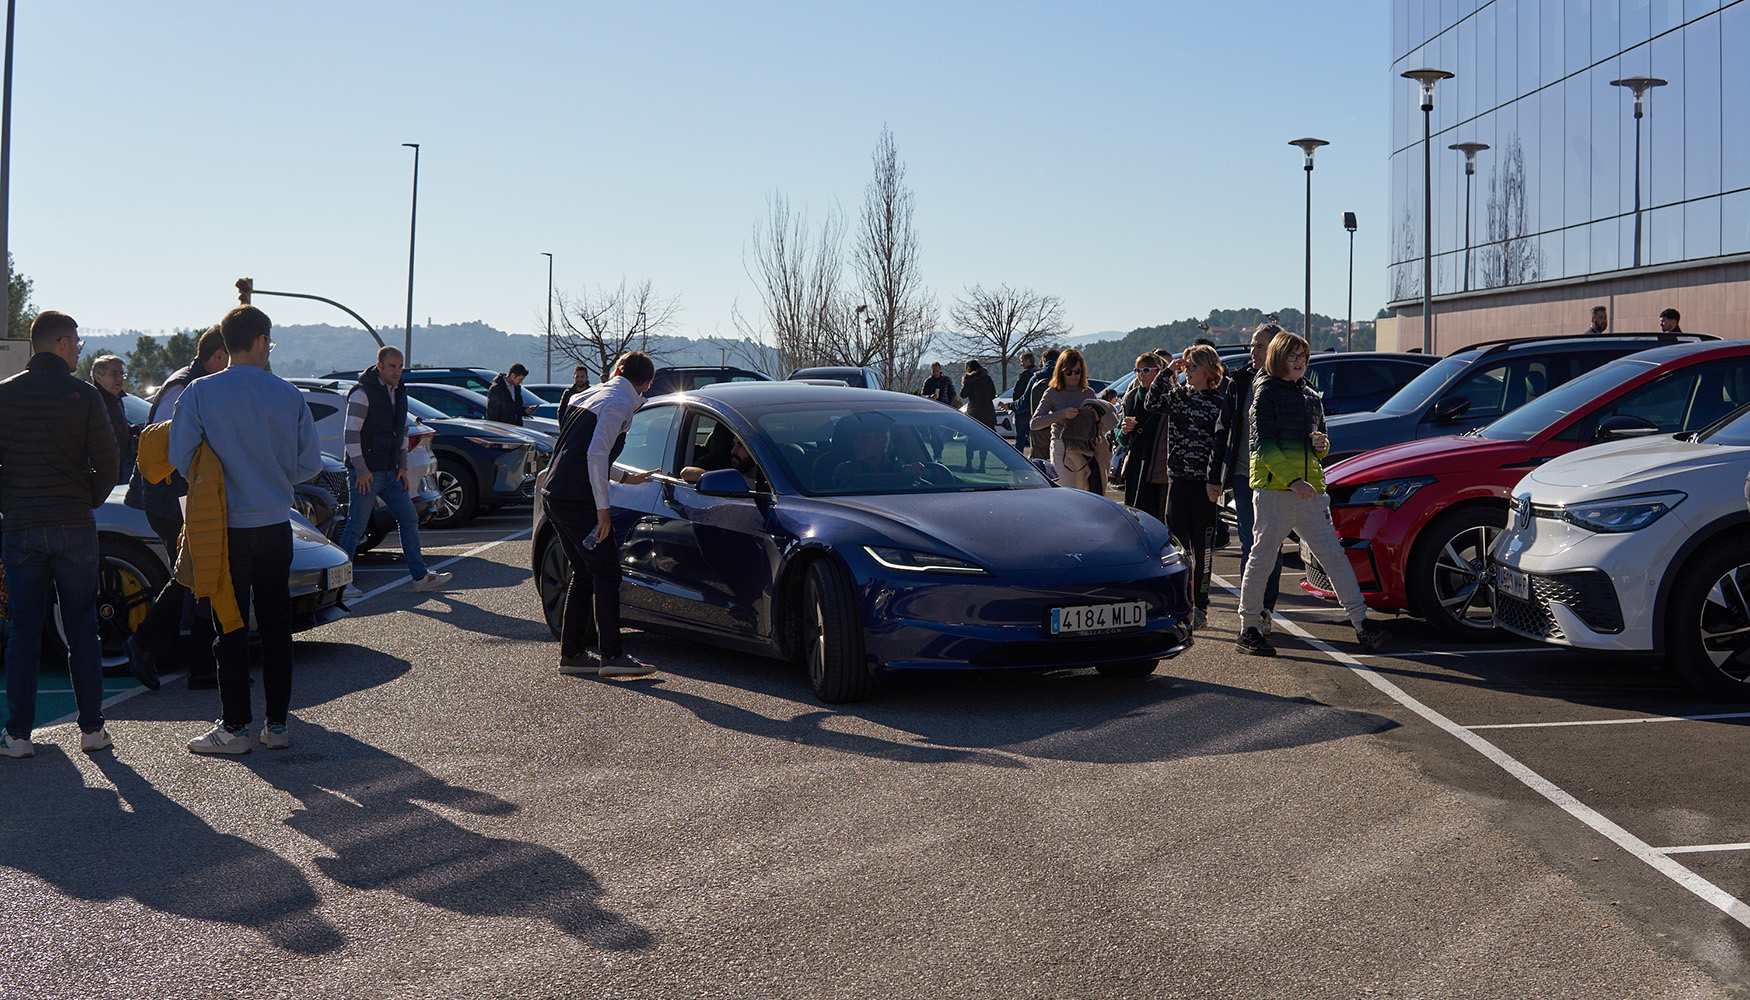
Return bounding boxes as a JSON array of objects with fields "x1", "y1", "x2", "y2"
[
  {"x1": 1208, "y1": 324, "x2": 1283, "y2": 622},
  {"x1": 124, "y1": 327, "x2": 228, "y2": 689},
  {"x1": 89, "y1": 355, "x2": 135, "y2": 482},
  {"x1": 558, "y1": 364, "x2": 591, "y2": 410},
  {"x1": 0, "y1": 311, "x2": 121, "y2": 758},
  {"x1": 1117, "y1": 353, "x2": 1168, "y2": 516},
  {"x1": 486, "y1": 364, "x2": 533, "y2": 425}
]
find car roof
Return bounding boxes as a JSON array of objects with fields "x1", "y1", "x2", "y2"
[
  {"x1": 1448, "y1": 332, "x2": 1714, "y2": 359},
  {"x1": 1312, "y1": 352, "x2": 1438, "y2": 363},
  {"x1": 789, "y1": 366, "x2": 867, "y2": 375},
  {"x1": 1601, "y1": 338, "x2": 1750, "y2": 365},
  {"x1": 687, "y1": 382, "x2": 921, "y2": 407}
]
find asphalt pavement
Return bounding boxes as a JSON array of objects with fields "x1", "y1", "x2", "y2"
[{"x1": 0, "y1": 506, "x2": 1745, "y2": 999}]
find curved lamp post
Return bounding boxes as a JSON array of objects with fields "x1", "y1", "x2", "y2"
[
  {"x1": 1448, "y1": 142, "x2": 1489, "y2": 292},
  {"x1": 1289, "y1": 138, "x2": 1329, "y2": 345},
  {"x1": 1402, "y1": 68, "x2": 1452, "y2": 354},
  {"x1": 1610, "y1": 76, "x2": 1666, "y2": 268}
]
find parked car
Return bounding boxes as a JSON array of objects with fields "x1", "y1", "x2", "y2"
[
  {"x1": 788, "y1": 366, "x2": 882, "y2": 388},
  {"x1": 1491, "y1": 399, "x2": 1750, "y2": 698},
  {"x1": 290, "y1": 381, "x2": 442, "y2": 546},
  {"x1": 648, "y1": 366, "x2": 774, "y2": 397},
  {"x1": 521, "y1": 382, "x2": 572, "y2": 404},
  {"x1": 52, "y1": 487, "x2": 351, "y2": 673},
  {"x1": 1302, "y1": 340, "x2": 1750, "y2": 639},
  {"x1": 398, "y1": 383, "x2": 561, "y2": 440},
  {"x1": 324, "y1": 365, "x2": 550, "y2": 420},
  {"x1": 1322, "y1": 333, "x2": 1713, "y2": 465},
  {"x1": 294, "y1": 379, "x2": 537, "y2": 530},
  {"x1": 530, "y1": 382, "x2": 1193, "y2": 702}
]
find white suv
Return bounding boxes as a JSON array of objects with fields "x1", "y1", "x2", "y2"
[{"x1": 1492, "y1": 403, "x2": 1750, "y2": 697}]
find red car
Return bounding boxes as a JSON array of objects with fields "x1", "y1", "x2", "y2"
[{"x1": 1300, "y1": 339, "x2": 1750, "y2": 639}]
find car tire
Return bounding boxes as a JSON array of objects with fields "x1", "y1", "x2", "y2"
[
  {"x1": 426, "y1": 457, "x2": 478, "y2": 530},
  {"x1": 50, "y1": 536, "x2": 170, "y2": 671},
  {"x1": 803, "y1": 558, "x2": 872, "y2": 703},
  {"x1": 1666, "y1": 537, "x2": 1750, "y2": 698},
  {"x1": 1407, "y1": 504, "x2": 1507, "y2": 641},
  {"x1": 1095, "y1": 658, "x2": 1158, "y2": 679},
  {"x1": 535, "y1": 528, "x2": 568, "y2": 641}
]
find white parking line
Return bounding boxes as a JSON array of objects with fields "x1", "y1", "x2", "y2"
[
  {"x1": 1659, "y1": 843, "x2": 1750, "y2": 855},
  {"x1": 1211, "y1": 572, "x2": 1750, "y2": 929},
  {"x1": 1469, "y1": 712, "x2": 1750, "y2": 730}
]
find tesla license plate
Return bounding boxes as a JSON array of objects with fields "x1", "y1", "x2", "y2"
[
  {"x1": 327, "y1": 563, "x2": 354, "y2": 590},
  {"x1": 1495, "y1": 565, "x2": 1529, "y2": 601},
  {"x1": 1049, "y1": 601, "x2": 1146, "y2": 636}
]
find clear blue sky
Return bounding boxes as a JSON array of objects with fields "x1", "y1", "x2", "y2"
[{"x1": 10, "y1": 0, "x2": 1391, "y2": 343}]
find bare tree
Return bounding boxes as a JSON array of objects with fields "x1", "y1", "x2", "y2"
[
  {"x1": 733, "y1": 193, "x2": 847, "y2": 376},
  {"x1": 553, "y1": 278, "x2": 679, "y2": 379},
  {"x1": 1479, "y1": 136, "x2": 1540, "y2": 289},
  {"x1": 947, "y1": 284, "x2": 1070, "y2": 388},
  {"x1": 851, "y1": 127, "x2": 937, "y2": 392}
]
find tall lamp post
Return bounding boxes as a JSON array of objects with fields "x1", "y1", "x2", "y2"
[
  {"x1": 1448, "y1": 142, "x2": 1489, "y2": 292},
  {"x1": 541, "y1": 252, "x2": 554, "y2": 382},
  {"x1": 401, "y1": 143, "x2": 420, "y2": 368},
  {"x1": 1402, "y1": 68, "x2": 1452, "y2": 355},
  {"x1": 1343, "y1": 212, "x2": 1358, "y2": 352},
  {"x1": 1289, "y1": 138, "x2": 1329, "y2": 344},
  {"x1": 1610, "y1": 76, "x2": 1666, "y2": 269},
  {"x1": 1, "y1": 0, "x2": 16, "y2": 336}
]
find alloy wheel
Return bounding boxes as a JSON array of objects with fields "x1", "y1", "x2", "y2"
[
  {"x1": 1432, "y1": 523, "x2": 1500, "y2": 630},
  {"x1": 1698, "y1": 564, "x2": 1750, "y2": 681}
]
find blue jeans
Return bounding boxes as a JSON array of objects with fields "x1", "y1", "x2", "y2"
[
  {"x1": 336, "y1": 468, "x2": 428, "y2": 581},
  {"x1": 1233, "y1": 482, "x2": 1282, "y2": 614},
  {"x1": 4, "y1": 525, "x2": 104, "y2": 737}
]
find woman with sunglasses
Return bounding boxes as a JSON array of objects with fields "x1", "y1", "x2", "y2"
[
  {"x1": 1116, "y1": 353, "x2": 1168, "y2": 515},
  {"x1": 1028, "y1": 348, "x2": 1114, "y2": 492},
  {"x1": 1236, "y1": 330, "x2": 1389, "y2": 656},
  {"x1": 1145, "y1": 344, "x2": 1228, "y2": 628}
]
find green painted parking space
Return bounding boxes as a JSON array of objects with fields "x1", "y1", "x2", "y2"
[{"x1": 0, "y1": 672, "x2": 149, "y2": 733}]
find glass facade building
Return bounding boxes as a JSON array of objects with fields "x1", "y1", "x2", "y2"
[{"x1": 1389, "y1": 0, "x2": 1750, "y2": 306}]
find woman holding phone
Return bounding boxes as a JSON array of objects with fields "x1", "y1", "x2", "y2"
[{"x1": 1029, "y1": 348, "x2": 1115, "y2": 492}]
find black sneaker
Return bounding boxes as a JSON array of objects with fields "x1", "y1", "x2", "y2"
[
  {"x1": 1355, "y1": 623, "x2": 1390, "y2": 653},
  {"x1": 124, "y1": 636, "x2": 160, "y2": 691},
  {"x1": 1236, "y1": 627, "x2": 1275, "y2": 657}
]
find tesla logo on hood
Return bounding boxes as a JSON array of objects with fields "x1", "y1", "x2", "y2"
[{"x1": 1067, "y1": 553, "x2": 1083, "y2": 562}]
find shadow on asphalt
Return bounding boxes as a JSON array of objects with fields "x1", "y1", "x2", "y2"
[
  {"x1": 240, "y1": 722, "x2": 654, "y2": 952},
  {"x1": 0, "y1": 748, "x2": 345, "y2": 954},
  {"x1": 625, "y1": 634, "x2": 1398, "y2": 766},
  {"x1": 100, "y1": 641, "x2": 415, "y2": 724}
]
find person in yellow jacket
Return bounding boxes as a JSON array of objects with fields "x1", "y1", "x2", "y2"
[{"x1": 168, "y1": 307, "x2": 324, "y2": 755}]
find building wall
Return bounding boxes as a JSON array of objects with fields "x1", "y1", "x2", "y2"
[{"x1": 1389, "y1": 0, "x2": 1750, "y2": 352}]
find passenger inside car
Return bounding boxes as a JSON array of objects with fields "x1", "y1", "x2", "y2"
[{"x1": 680, "y1": 423, "x2": 766, "y2": 491}]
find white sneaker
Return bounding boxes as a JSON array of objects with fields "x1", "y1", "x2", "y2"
[
  {"x1": 258, "y1": 723, "x2": 290, "y2": 750},
  {"x1": 188, "y1": 724, "x2": 255, "y2": 755},
  {"x1": 0, "y1": 731, "x2": 33, "y2": 758},
  {"x1": 343, "y1": 584, "x2": 364, "y2": 600},
  {"x1": 80, "y1": 729, "x2": 114, "y2": 754},
  {"x1": 411, "y1": 571, "x2": 453, "y2": 592}
]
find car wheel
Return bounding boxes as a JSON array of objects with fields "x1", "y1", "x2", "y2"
[
  {"x1": 353, "y1": 526, "x2": 389, "y2": 555},
  {"x1": 803, "y1": 558, "x2": 872, "y2": 703},
  {"x1": 1666, "y1": 538, "x2": 1750, "y2": 698},
  {"x1": 51, "y1": 537, "x2": 169, "y2": 671},
  {"x1": 425, "y1": 457, "x2": 478, "y2": 530},
  {"x1": 1095, "y1": 658, "x2": 1158, "y2": 679},
  {"x1": 1407, "y1": 505, "x2": 1507, "y2": 641},
  {"x1": 535, "y1": 529, "x2": 568, "y2": 641}
]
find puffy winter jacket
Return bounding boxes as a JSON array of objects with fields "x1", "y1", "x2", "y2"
[
  {"x1": 0, "y1": 353, "x2": 119, "y2": 530},
  {"x1": 1248, "y1": 374, "x2": 1329, "y2": 492}
]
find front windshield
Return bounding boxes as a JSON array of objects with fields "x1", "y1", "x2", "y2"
[
  {"x1": 756, "y1": 405, "x2": 1048, "y2": 495},
  {"x1": 1475, "y1": 358, "x2": 1655, "y2": 441},
  {"x1": 1376, "y1": 355, "x2": 1473, "y2": 415},
  {"x1": 404, "y1": 395, "x2": 448, "y2": 421}
]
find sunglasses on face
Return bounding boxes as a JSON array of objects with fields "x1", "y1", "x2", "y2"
[
  {"x1": 1133, "y1": 366, "x2": 1159, "y2": 374},
  {"x1": 1062, "y1": 368, "x2": 1084, "y2": 376}
]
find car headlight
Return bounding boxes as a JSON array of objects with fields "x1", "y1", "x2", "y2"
[
  {"x1": 1557, "y1": 491, "x2": 1685, "y2": 533},
  {"x1": 1332, "y1": 476, "x2": 1437, "y2": 509},
  {"x1": 465, "y1": 436, "x2": 524, "y2": 450},
  {"x1": 863, "y1": 546, "x2": 987, "y2": 575},
  {"x1": 1161, "y1": 539, "x2": 1184, "y2": 568}
]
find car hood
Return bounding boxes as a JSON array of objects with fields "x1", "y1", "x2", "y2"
[
  {"x1": 1325, "y1": 409, "x2": 1414, "y2": 454},
  {"x1": 426, "y1": 416, "x2": 535, "y2": 442},
  {"x1": 1327, "y1": 433, "x2": 1529, "y2": 484},
  {"x1": 822, "y1": 487, "x2": 1154, "y2": 571},
  {"x1": 1523, "y1": 435, "x2": 1743, "y2": 494}
]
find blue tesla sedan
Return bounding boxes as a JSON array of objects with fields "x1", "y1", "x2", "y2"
[{"x1": 531, "y1": 383, "x2": 1193, "y2": 701}]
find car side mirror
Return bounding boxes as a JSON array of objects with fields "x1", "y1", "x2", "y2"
[
  {"x1": 694, "y1": 468, "x2": 757, "y2": 498},
  {"x1": 1594, "y1": 413, "x2": 1662, "y2": 442},
  {"x1": 1428, "y1": 395, "x2": 1471, "y2": 421},
  {"x1": 1032, "y1": 458, "x2": 1059, "y2": 482}
]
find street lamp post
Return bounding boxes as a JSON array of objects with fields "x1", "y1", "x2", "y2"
[
  {"x1": 1289, "y1": 138, "x2": 1329, "y2": 346},
  {"x1": 1343, "y1": 212, "x2": 1358, "y2": 352},
  {"x1": 1610, "y1": 76, "x2": 1666, "y2": 269},
  {"x1": 1, "y1": 0, "x2": 16, "y2": 337},
  {"x1": 1448, "y1": 142, "x2": 1489, "y2": 292},
  {"x1": 541, "y1": 252, "x2": 553, "y2": 382},
  {"x1": 402, "y1": 143, "x2": 420, "y2": 367},
  {"x1": 1402, "y1": 68, "x2": 1453, "y2": 355}
]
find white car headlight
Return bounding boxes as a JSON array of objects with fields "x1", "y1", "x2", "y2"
[
  {"x1": 1333, "y1": 476, "x2": 1437, "y2": 509},
  {"x1": 1558, "y1": 491, "x2": 1685, "y2": 533},
  {"x1": 863, "y1": 546, "x2": 987, "y2": 575},
  {"x1": 1161, "y1": 539, "x2": 1184, "y2": 568}
]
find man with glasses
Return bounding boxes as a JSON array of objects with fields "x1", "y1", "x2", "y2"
[
  {"x1": 89, "y1": 355, "x2": 136, "y2": 482},
  {"x1": 0, "y1": 311, "x2": 121, "y2": 758},
  {"x1": 170, "y1": 306, "x2": 324, "y2": 755}
]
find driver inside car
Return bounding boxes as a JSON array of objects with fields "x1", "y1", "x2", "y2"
[
  {"x1": 681, "y1": 435, "x2": 762, "y2": 490},
  {"x1": 832, "y1": 425, "x2": 924, "y2": 488}
]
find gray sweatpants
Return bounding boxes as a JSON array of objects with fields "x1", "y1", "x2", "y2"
[{"x1": 1238, "y1": 488, "x2": 1368, "y2": 634}]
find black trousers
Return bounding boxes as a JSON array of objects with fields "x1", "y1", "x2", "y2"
[
  {"x1": 546, "y1": 498, "x2": 623, "y2": 660},
  {"x1": 214, "y1": 523, "x2": 294, "y2": 730},
  {"x1": 1165, "y1": 477, "x2": 1218, "y2": 612},
  {"x1": 139, "y1": 512, "x2": 215, "y2": 678}
]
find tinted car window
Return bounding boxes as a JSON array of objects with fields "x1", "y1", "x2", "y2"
[
  {"x1": 1378, "y1": 355, "x2": 1473, "y2": 414},
  {"x1": 307, "y1": 401, "x2": 339, "y2": 422},
  {"x1": 413, "y1": 390, "x2": 474, "y2": 418},
  {"x1": 616, "y1": 406, "x2": 677, "y2": 473},
  {"x1": 755, "y1": 406, "x2": 1047, "y2": 495},
  {"x1": 1478, "y1": 359, "x2": 1652, "y2": 441},
  {"x1": 1340, "y1": 361, "x2": 1417, "y2": 401},
  {"x1": 1580, "y1": 359, "x2": 1750, "y2": 438}
]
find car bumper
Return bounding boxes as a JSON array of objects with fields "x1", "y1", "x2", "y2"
[
  {"x1": 857, "y1": 563, "x2": 1195, "y2": 671},
  {"x1": 487, "y1": 450, "x2": 535, "y2": 501},
  {"x1": 1491, "y1": 515, "x2": 1672, "y2": 653}
]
